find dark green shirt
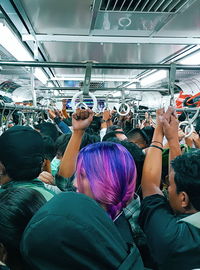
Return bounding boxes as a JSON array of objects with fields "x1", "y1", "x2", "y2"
[
  {"x1": 139, "y1": 194, "x2": 200, "y2": 270},
  {"x1": 1, "y1": 179, "x2": 55, "y2": 201}
]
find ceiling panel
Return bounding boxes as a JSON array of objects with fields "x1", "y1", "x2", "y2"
[
  {"x1": 20, "y1": 0, "x2": 92, "y2": 35},
  {"x1": 43, "y1": 41, "x2": 186, "y2": 64},
  {"x1": 154, "y1": 0, "x2": 200, "y2": 37}
]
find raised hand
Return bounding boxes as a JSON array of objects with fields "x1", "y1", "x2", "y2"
[
  {"x1": 72, "y1": 108, "x2": 94, "y2": 131},
  {"x1": 162, "y1": 107, "x2": 179, "y2": 142}
]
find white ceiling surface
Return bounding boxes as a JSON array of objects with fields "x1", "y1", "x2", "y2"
[{"x1": 0, "y1": 0, "x2": 200, "y2": 103}]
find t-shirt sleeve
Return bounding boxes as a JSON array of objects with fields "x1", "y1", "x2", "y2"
[{"x1": 139, "y1": 194, "x2": 183, "y2": 264}]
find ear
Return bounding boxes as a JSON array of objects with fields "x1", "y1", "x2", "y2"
[
  {"x1": 180, "y1": 191, "x2": 190, "y2": 209},
  {"x1": 0, "y1": 243, "x2": 7, "y2": 264}
]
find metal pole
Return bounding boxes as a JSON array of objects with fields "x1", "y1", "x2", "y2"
[
  {"x1": 169, "y1": 63, "x2": 176, "y2": 106},
  {"x1": 36, "y1": 87, "x2": 168, "y2": 92},
  {"x1": 83, "y1": 62, "x2": 92, "y2": 95},
  {"x1": 1, "y1": 60, "x2": 200, "y2": 70},
  {"x1": 31, "y1": 67, "x2": 37, "y2": 106}
]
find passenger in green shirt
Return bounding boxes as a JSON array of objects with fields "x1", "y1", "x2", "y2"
[
  {"x1": 0, "y1": 126, "x2": 55, "y2": 201},
  {"x1": 139, "y1": 107, "x2": 200, "y2": 270}
]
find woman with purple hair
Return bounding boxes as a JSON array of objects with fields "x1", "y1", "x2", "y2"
[
  {"x1": 59, "y1": 108, "x2": 137, "y2": 220},
  {"x1": 75, "y1": 141, "x2": 137, "y2": 220},
  {"x1": 59, "y1": 109, "x2": 141, "y2": 253}
]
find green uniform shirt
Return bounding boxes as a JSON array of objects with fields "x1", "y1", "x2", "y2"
[
  {"x1": 139, "y1": 194, "x2": 200, "y2": 270},
  {"x1": 1, "y1": 179, "x2": 55, "y2": 201}
]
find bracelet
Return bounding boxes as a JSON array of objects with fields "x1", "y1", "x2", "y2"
[
  {"x1": 106, "y1": 119, "x2": 111, "y2": 122},
  {"x1": 150, "y1": 144, "x2": 163, "y2": 152},
  {"x1": 151, "y1": 141, "x2": 163, "y2": 147},
  {"x1": 101, "y1": 119, "x2": 107, "y2": 123}
]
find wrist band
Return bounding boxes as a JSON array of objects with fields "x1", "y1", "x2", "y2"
[
  {"x1": 152, "y1": 141, "x2": 163, "y2": 147},
  {"x1": 101, "y1": 119, "x2": 106, "y2": 123},
  {"x1": 150, "y1": 144, "x2": 163, "y2": 152}
]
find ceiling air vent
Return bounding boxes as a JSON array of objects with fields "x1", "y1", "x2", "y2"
[{"x1": 100, "y1": 0, "x2": 191, "y2": 13}]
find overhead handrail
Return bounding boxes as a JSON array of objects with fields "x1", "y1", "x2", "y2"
[
  {"x1": 117, "y1": 89, "x2": 130, "y2": 116},
  {"x1": 179, "y1": 107, "x2": 200, "y2": 138},
  {"x1": 71, "y1": 91, "x2": 97, "y2": 112},
  {"x1": 102, "y1": 94, "x2": 113, "y2": 111}
]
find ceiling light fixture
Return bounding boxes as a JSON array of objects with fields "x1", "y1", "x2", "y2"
[{"x1": 0, "y1": 21, "x2": 49, "y2": 85}]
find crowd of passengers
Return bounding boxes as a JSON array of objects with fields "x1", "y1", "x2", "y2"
[{"x1": 0, "y1": 99, "x2": 200, "y2": 270}]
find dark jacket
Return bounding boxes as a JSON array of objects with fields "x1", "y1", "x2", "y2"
[{"x1": 21, "y1": 192, "x2": 144, "y2": 270}]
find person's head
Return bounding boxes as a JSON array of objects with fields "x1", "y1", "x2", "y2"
[
  {"x1": 126, "y1": 128, "x2": 149, "y2": 149},
  {"x1": 21, "y1": 192, "x2": 141, "y2": 270},
  {"x1": 55, "y1": 133, "x2": 100, "y2": 160},
  {"x1": 169, "y1": 150, "x2": 200, "y2": 214},
  {"x1": 55, "y1": 134, "x2": 72, "y2": 159},
  {"x1": 75, "y1": 142, "x2": 137, "y2": 219},
  {"x1": 116, "y1": 139, "x2": 145, "y2": 195},
  {"x1": 0, "y1": 126, "x2": 44, "y2": 184},
  {"x1": 141, "y1": 126, "x2": 154, "y2": 145},
  {"x1": 103, "y1": 125, "x2": 127, "y2": 141},
  {"x1": 42, "y1": 135, "x2": 56, "y2": 161},
  {"x1": 85, "y1": 116, "x2": 101, "y2": 135},
  {"x1": 34, "y1": 122, "x2": 59, "y2": 142},
  {"x1": 0, "y1": 188, "x2": 46, "y2": 269}
]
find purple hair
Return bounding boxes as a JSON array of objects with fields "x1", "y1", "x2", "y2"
[{"x1": 76, "y1": 142, "x2": 137, "y2": 219}]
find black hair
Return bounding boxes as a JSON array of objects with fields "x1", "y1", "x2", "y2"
[
  {"x1": 85, "y1": 116, "x2": 101, "y2": 136},
  {"x1": 104, "y1": 137, "x2": 145, "y2": 197},
  {"x1": 34, "y1": 122, "x2": 59, "y2": 141},
  {"x1": 55, "y1": 133, "x2": 100, "y2": 159},
  {"x1": 126, "y1": 128, "x2": 149, "y2": 147},
  {"x1": 55, "y1": 134, "x2": 72, "y2": 158},
  {"x1": 142, "y1": 126, "x2": 155, "y2": 145},
  {"x1": 171, "y1": 150, "x2": 200, "y2": 211},
  {"x1": 80, "y1": 133, "x2": 100, "y2": 148},
  {"x1": 42, "y1": 135, "x2": 56, "y2": 161},
  {"x1": 0, "y1": 188, "x2": 46, "y2": 269},
  {"x1": 102, "y1": 125, "x2": 125, "y2": 141},
  {"x1": 195, "y1": 116, "x2": 200, "y2": 134},
  {"x1": 106, "y1": 125, "x2": 122, "y2": 134}
]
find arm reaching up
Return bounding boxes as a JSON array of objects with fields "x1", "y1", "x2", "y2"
[
  {"x1": 141, "y1": 108, "x2": 164, "y2": 198},
  {"x1": 58, "y1": 109, "x2": 93, "y2": 178}
]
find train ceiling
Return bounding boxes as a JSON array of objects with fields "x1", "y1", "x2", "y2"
[{"x1": 0, "y1": 0, "x2": 200, "y2": 98}]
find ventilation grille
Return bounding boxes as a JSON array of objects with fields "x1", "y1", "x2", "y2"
[
  {"x1": 100, "y1": 0, "x2": 191, "y2": 13},
  {"x1": 79, "y1": 82, "x2": 105, "y2": 88}
]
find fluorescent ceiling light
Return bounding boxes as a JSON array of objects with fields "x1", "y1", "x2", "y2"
[
  {"x1": 34, "y1": 68, "x2": 48, "y2": 85},
  {"x1": 179, "y1": 50, "x2": 200, "y2": 65},
  {"x1": 112, "y1": 91, "x2": 121, "y2": 97},
  {"x1": 171, "y1": 45, "x2": 200, "y2": 63},
  {"x1": 49, "y1": 76, "x2": 137, "y2": 82},
  {"x1": 47, "y1": 82, "x2": 54, "y2": 87},
  {"x1": 140, "y1": 70, "x2": 168, "y2": 87},
  {"x1": 0, "y1": 21, "x2": 49, "y2": 85},
  {"x1": 127, "y1": 83, "x2": 136, "y2": 89},
  {"x1": 0, "y1": 22, "x2": 33, "y2": 61}
]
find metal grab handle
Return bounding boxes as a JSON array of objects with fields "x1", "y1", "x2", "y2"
[
  {"x1": 71, "y1": 91, "x2": 97, "y2": 112},
  {"x1": 117, "y1": 103, "x2": 130, "y2": 116},
  {"x1": 102, "y1": 94, "x2": 113, "y2": 112},
  {"x1": 179, "y1": 121, "x2": 194, "y2": 138},
  {"x1": 75, "y1": 102, "x2": 88, "y2": 110}
]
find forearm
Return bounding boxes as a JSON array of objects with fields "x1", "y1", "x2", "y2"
[
  {"x1": 193, "y1": 138, "x2": 200, "y2": 148},
  {"x1": 141, "y1": 127, "x2": 163, "y2": 197},
  {"x1": 168, "y1": 138, "x2": 181, "y2": 161},
  {"x1": 58, "y1": 130, "x2": 84, "y2": 178},
  {"x1": 62, "y1": 108, "x2": 69, "y2": 118}
]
